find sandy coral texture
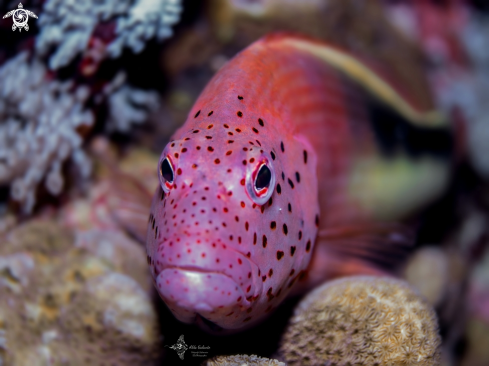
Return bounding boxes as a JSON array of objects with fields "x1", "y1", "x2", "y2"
[
  {"x1": 280, "y1": 276, "x2": 441, "y2": 366},
  {"x1": 205, "y1": 354, "x2": 285, "y2": 366},
  {"x1": 0, "y1": 219, "x2": 160, "y2": 365}
]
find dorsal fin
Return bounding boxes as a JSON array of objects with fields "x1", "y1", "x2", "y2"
[{"x1": 263, "y1": 34, "x2": 447, "y2": 128}]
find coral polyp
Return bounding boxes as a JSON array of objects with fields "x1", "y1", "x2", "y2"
[{"x1": 279, "y1": 276, "x2": 441, "y2": 366}]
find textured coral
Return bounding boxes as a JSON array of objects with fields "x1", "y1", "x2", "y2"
[
  {"x1": 0, "y1": 219, "x2": 160, "y2": 365},
  {"x1": 102, "y1": 72, "x2": 159, "y2": 132},
  {"x1": 280, "y1": 276, "x2": 441, "y2": 366},
  {"x1": 0, "y1": 53, "x2": 159, "y2": 213},
  {"x1": 205, "y1": 354, "x2": 285, "y2": 366},
  {"x1": 0, "y1": 52, "x2": 93, "y2": 213},
  {"x1": 36, "y1": 0, "x2": 183, "y2": 69}
]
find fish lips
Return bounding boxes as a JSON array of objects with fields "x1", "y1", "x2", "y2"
[{"x1": 156, "y1": 267, "x2": 259, "y2": 329}]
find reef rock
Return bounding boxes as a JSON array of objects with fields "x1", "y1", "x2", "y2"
[
  {"x1": 0, "y1": 219, "x2": 160, "y2": 365},
  {"x1": 279, "y1": 276, "x2": 441, "y2": 366}
]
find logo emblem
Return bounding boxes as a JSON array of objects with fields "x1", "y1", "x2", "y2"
[
  {"x1": 166, "y1": 335, "x2": 188, "y2": 360},
  {"x1": 3, "y1": 3, "x2": 37, "y2": 32}
]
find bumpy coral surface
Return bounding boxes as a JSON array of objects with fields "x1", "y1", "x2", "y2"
[
  {"x1": 280, "y1": 276, "x2": 441, "y2": 366},
  {"x1": 205, "y1": 354, "x2": 285, "y2": 366},
  {"x1": 0, "y1": 219, "x2": 160, "y2": 365},
  {"x1": 37, "y1": 0, "x2": 183, "y2": 69}
]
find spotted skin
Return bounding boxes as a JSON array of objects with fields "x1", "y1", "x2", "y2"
[{"x1": 146, "y1": 34, "x2": 452, "y2": 330}]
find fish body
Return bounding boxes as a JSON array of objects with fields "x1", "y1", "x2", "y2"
[{"x1": 146, "y1": 33, "x2": 453, "y2": 330}]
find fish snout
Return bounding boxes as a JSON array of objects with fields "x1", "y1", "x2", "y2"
[{"x1": 156, "y1": 268, "x2": 253, "y2": 329}]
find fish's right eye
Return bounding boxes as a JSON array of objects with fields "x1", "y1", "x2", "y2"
[{"x1": 160, "y1": 157, "x2": 174, "y2": 192}]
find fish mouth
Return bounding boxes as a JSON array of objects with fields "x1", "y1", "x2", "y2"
[{"x1": 155, "y1": 267, "x2": 253, "y2": 329}]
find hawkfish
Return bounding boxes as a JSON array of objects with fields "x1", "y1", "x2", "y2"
[{"x1": 145, "y1": 33, "x2": 454, "y2": 331}]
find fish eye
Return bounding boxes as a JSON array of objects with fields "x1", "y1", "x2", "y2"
[
  {"x1": 159, "y1": 157, "x2": 174, "y2": 192},
  {"x1": 255, "y1": 164, "x2": 271, "y2": 192},
  {"x1": 246, "y1": 160, "x2": 275, "y2": 205}
]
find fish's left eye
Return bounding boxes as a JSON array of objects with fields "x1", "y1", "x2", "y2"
[
  {"x1": 159, "y1": 156, "x2": 174, "y2": 192},
  {"x1": 255, "y1": 164, "x2": 271, "y2": 191},
  {"x1": 247, "y1": 160, "x2": 275, "y2": 205}
]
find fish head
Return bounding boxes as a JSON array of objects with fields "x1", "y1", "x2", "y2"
[{"x1": 146, "y1": 103, "x2": 319, "y2": 331}]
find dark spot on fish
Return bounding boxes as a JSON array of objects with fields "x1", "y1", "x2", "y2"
[
  {"x1": 193, "y1": 130, "x2": 199, "y2": 134},
  {"x1": 256, "y1": 140, "x2": 261, "y2": 146},
  {"x1": 228, "y1": 140, "x2": 234, "y2": 143},
  {"x1": 147, "y1": 255, "x2": 151, "y2": 265},
  {"x1": 262, "y1": 235, "x2": 267, "y2": 248},
  {"x1": 295, "y1": 172, "x2": 300, "y2": 183},
  {"x1": 177, "y1": 168, "x2": 182, "y2": 175},
  {"x1": 277, "y1": 184, "x2": 281, "y2": 195},
  {"x1": 228, "y1": 132, "x2": 234, "y2": 136},
  {"x1": 290, "y1": 246, "x2": 296, "y2": 256},
  {"x1": 208, "y1": 146, "x2": 214, "y2": 152},
  {"x1": 288, "y1": 178, "x2": 294, "y2": 189},
  {"x1": 174, "y1": 152, "x2": 179, "y2": 158},
  {"x1": 238, "y1": 95, "x2": 243, "y2": 100},
  {"x1": 236, "y1": 128, "x2": 242, "y2": 133},
  {"x1": 250, "y1": 158, "x2": 255, "y2": 163},
  {"x1": 246, "y1": 285, "x2": 251, "y2": 293},
  {"x1": 277, "y1": 251, "x2": 284, "y2": 260},
  {"x1": 315, "y1": 215, "x2": 319, "y2": 227},
  {"x1": 262, "y1": 275, "x2": 267, "y2": 282},
  {"x1": 223, "y1": 124, "x2": 229, "y2": 128},
  {"x1": 268, "y1": 268, "x2": 273, "y2": 277},
  {"x1": 242, "y1": 160, "x2": 247, "y2": 165},
  {"x1": 184, "y1": 137, "x2": 190, "y2": 141},
  {"x1": 241, "y1": 201, "x2": 246, "y2": 208},
  {"x1": 282, "y1": 172, "x2": 285, "y2": 181},
  {"x1": 260, "y1": 205, "x2": 265, "y2": 214},
  {"x1": 268, "y1": 197, "x2": 273, "y2": 207},
  {"x1": 208, "y1": 111, "x2": 213, "y2": 117},
  {"x1": 194, "y1": 110, "x2": 201, "y2": 118},
  {"x1": 288, "y1": 203, "x2": 292, "y2": 212},
  {"x1": 253, "y1": 232, "x2": 257, "y2": 245},
  {"x1": 192, "y1": 164, "x2": 198, "y2": 169},
  {"x1": 246, "y1": 252, "x2": 251, "y2": 258},
  {"x1": 252, "y1": 127, "x2": 259, "y2": 134},
  {"x1": 206, "y1": 136, "x2": 212, "y2": 140},
  {"x1": 240, "y1": 179, "x2": 245, "y2": 186},
  {"x1": 214, "y1": 159, "x2": 220, "y2": 164},
  {"x1": 306, "y1": 240, "x2": 311, "y2": 252},
  {"x1": 267, "y1": 288, "x2": 274, "y2": 301},
  {"x1": 243, "y1": 147, "x2": 248, "y2": 151},
  {"x1": 258, "y1": 118, "x2": 264, "y2": 127},
  {"x1": 298, "y1": 230, "x2": 302, "y2": 240},
  {"x1": 237, "y1": 111, "x2": 243, "y2": 117},
  {"x1": 226, "y1": 150, "x2": 232, "y2": 156},
  {"x1": 196, "y1": 146, "x2": 201, "y2": 150},
  {"x1": 245, "y1": 222, "x2": 249, "y2": 231},
  {"x1": 303, "y1": 150, "x2": 308, "y2": 164},
  {"x1": 290, "y1": 269, "x2": 295, "y2": 276},
  {"x1": 281, "y1": 141, "x2": 284, "y2": 152},
  {"x1": 270, "y1": 151, "x2": 276, "y2": 160},
  {"x1": 283, "y1": 224, "x2": 288, "y2": 235},
  {"x1": 171, "y1": 143, "x2": 175, "y2": 147},
  {"x1": 181, "y1": 148, "x2": 187, "y2": 153}
]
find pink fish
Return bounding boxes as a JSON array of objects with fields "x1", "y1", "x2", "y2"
[{"x1": 146, "y1": 33, "x2": 454, "y2": 331}]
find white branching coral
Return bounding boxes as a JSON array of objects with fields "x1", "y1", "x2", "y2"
[
  {"x1": 101, "y1": 72, "x2": 160, "y2": 132},
  {"x1": 36, "y1": 0, "x2": 183, "y2": 70},
  {"x1": 0, "y1": 54, "x2": 159, "y2": 213},
  {"x1": 0, "y1": 52, "x2": 94, "y2": 213}
]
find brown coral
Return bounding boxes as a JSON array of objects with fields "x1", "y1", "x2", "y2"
[
  {"x1": 279, "y1": 276, "x2": 441, "y2": 366},
  {"x1": 205, "y1": 354, "x2": 285, "y2": 366},
  {"x1": 0, "y1": 219, "x2": 160, "y2": 365}
]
